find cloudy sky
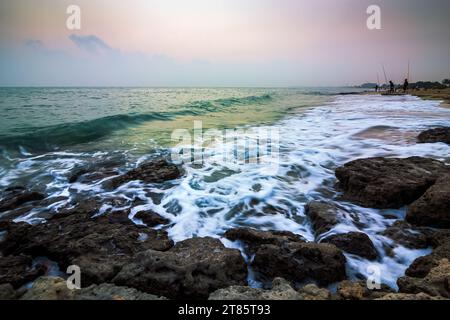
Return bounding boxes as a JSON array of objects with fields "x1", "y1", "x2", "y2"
[{"x1": 0, "y1": 0, "x2": 449, "y2": 86}]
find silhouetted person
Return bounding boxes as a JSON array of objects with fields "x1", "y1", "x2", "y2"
[
  {"x1": 389, "y1": 81, "x2": 394, "y2": 93},
  {"x1": 403, "y1": 79, "x2": 409, "y2": 93},
  {"x1": 375, "y1": 84, "x2": 379, "y2": 92}
]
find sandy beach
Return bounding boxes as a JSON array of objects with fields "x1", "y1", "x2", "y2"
[
  {"x1": 362, "y1": 88, "x2": 450, "y2": 108},
  {"x1": 412, "y1": 88, "x2": 450, "y2": 108}
]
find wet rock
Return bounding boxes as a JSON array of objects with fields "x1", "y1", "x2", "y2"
[
  {"x1": 67, "y1": 157, "x2": 125, "y2": 185},
  {"x1": 252, "y1": 242, "x2": 347, "y2": 286},
  {"x1": 134, "y1": 210, "x2": 170, "y2": 227},
  {"x1": 406, "y1": 174, "x2": 450, "y2": 228},
  {"x1": 0, "y1": 203, "x2": 173, "y2": 286},
  {"x1": 21, "y1": 276, "x2": 75, "y2": 300},
  {"x1": 53, "y1": 197, "x2": 103, "y2": 218},
  {"x1": 225, "y1": 227, "x2": 346, "y2": 285},
  {"x1": 298, "y1": 284, "x2": 332, "y2": 300},
  {"x1": 0, "y1": 255, "x2": 45, "y2": 288},
  {"x1": 322, "y1": 232, "x2": 378, "y2": 260},
  {"x1": 224, "y1": 227, "x2": 305, "y2": 254},
  {"x1": 209, "y1": 278, "x2": 302, "y2": 300},
  {"x1": 107, "y1": 158, "x2": 182, "y2": 189},
  {"x1": 113, "y1": 237, "x2": 247, "y2": 299},
  {"x1": 0, "y1": 283, "x2": 17, "y2": 300},
  {"x1": 336, "y1": 280, "x2": 394, "y2": 300},
  {"x1": 38, "y1": 196, "x2": 69, "y2": 208},
  {"x1": 304, "y1": 201, "x2": 340, "y2": 236},
  {"x1": 406, "y1": 255, "x2": 439, "y2": 279},
  {"x1": 0, "y1": 196, "x2": 71, "y2": 223},
  {"x1": 74, "y1": 283, "x2": 166, "y2": 300},
  {"x1": 376, "y1": 292, "x2": 445, "y2": 300},
  {"x1": 20, "y1": 276, "x2": 166, "y2": 300},
  {"x1": 405, "y1": 230, "x2": 450, "y2": 278},
  {"x1": 335, "y1": 156, "x2": 447, "y2": 208},
  {"x1": 209, "y1": 286, "x2": 267, "y2": 300},
  {"x1": 398, "y1": 259, "x2": 450, "y2": 298},
  {"x1": 94, "y1": 210, "x2": 133, "y2": 225},
  {"x1": 337, "y1": 280, "x2": 366, "y2": 300},
  {"x1": 417, "y1": 127, "x2": 450, "y2": 145},
  {"x1": 0, "y1": 188, "x2": 44, "y2": 213},
  {"x1": 0, "y1": 204, "x2": 35, "y2": 223},
  {"x1": 209, "y1": 278, "x2": 331, "y2": 300},
  {"x1": 0, "y1": 195, "x2": 70, "y2": 224},
  {"x1": 68, "y1": 169, "x2": 90, "y2": 183},
  {"x1": 0, "y1": 221, "x2": 9, "y2": 231},
  {"x1": 69, "y1": 169, "x2": 119, "y2": 184},
  {"x1": 381, "y1": 221, "x2": 431, "y2": 249}
]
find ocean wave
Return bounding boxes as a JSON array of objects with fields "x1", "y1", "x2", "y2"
[
  {"x1": 0, "y1": 112, "x2": 173, "y2": 152},
  {"x1": 184, "y1": 93, "x2": 273, "y2": 113},
  {"x1": 0, "y1": 93, "x2": 274, "y2": 152}
]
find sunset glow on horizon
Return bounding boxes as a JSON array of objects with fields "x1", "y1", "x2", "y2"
[{"x1": 1, "y1": 0, "x2": 449, "y2": 86}]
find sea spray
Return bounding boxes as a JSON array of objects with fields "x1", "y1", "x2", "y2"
[{"x1": 1, "y1": 89, "x2": 449, "y2": 288}]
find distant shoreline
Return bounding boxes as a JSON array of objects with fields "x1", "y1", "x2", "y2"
[{"x1": 359, "y1": 87, "x2": 450, "y2": 108}]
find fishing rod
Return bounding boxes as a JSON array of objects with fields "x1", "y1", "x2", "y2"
[
  {"x1": 382, "y1": 64, "x2": 388, "y2": 85},
  {"x1": 407, "y1": 59, "x2": 410, "y2": 81}
]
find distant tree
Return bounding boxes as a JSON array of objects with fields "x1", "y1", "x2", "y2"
[
  {"x1": 412, "y1": 81, "x2": 446, "y2": 89},
  {"x1": 443, "y1": 79, "x2": 450, "y2": 85},
  {"x1": 359, "y1": 83, "x2": 378, "y2": 88}
]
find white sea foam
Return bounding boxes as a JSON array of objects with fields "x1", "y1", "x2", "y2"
[
  {"x1": 155, "y1": 94, "x2": 449, "y2": 288},
  {"x1": 1, "y1": 94, "x2": 449, "y2": 289}
]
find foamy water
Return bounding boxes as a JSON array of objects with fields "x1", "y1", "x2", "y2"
[{"x1": 1, "y1": 93, "x2": 450, "y2": 289}]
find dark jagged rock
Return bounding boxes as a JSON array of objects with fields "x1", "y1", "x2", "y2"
[
  {"x1": 0, "y1": 188, "x2": 44, "y2": 213},
  {"x1": 322, "y1": 232, "x2": 378, "y2": 260},
  {"x1": 20, "y1": 276, "x2": 166, "y2": 300},
  {"x1": 0, "y1": 283, "x2": 17, "y2": 300},
  {"x1": 69, "y1": 169, "x2": 119, "y2": 184},
  {"x1": 335, "y1": 156, "x2": 448, "y2": 208},
  {"x1": 20, "y1": 276, "x2": 75, "y2": 300},
  {"x1": 376, "y1": 292, "x2": 445, "y2": 300},
  {"x1": 224, "y1": 227, "x2": 346, "y2": 285},
  {"x1": 336, "y1": 280, "x2": 394, "y2": 300},
  {"x1": 404, "y1": 230, "x2": 450, "y2": 278},
  {"x1": 0, "y1": 196, "x2": 70, "y2": 223},
  {"x1": 398, "y1": 259, "x2": 450, "y2": 298},
  {"x1": 0, "y1": 201, "x2": 173, "y2": 286},
  {"x1": 252, "y1": 242, "x2": 347, "y2": 286},
  {"x1": 67, "y1": 157, "x2": 124, "y2": 184},
  {"x1": 74, "y1": 283, "x2": 167, "y2": 300},
  {"x1": 134, "y1": 210, "x2": 170, "y2": 227},
  {"x1": 406, "y1": 174, "x2": 450, "y2": 228},
  {"x1": 417, "y1": 127, "x2": 450, "y2": 145},
  {"x1": 94, "y1": 210, "x2": 133, "y2": 225},
  {"x1": 113, "y1": 237, "x2": 247, "y2": 299},
  {"x1": 209, "y1": 278, "x2": 304, "y2": 300},
  {"x1": 224, "y1": 227, "x2": 305, "y2": 254},
  {"x1": 0, "y1": 255, "x2": 45, "y2": 288},
  {"x1": 380, "y1": 221, "x2": 431, "y2": 249},
  {"x1": 304, "y1": 201, "x2": 340, "y2": 236},
  {"x1": 107, "y1": 158, "x2": 182, "y2": 189},
  {"x1": 37, "y1": 196, "x2": 68, "y2": 207}
]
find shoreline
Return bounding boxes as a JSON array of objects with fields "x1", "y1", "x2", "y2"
[
  {"x1": 1, "y1": 138, "x2": 449, "y2": 300},
  {"x1": 359, "y1": 87, "x2": 450, "y2": 108},
  {"x1": 1, "y1": 93, "x2": 449, "y2": 300}
]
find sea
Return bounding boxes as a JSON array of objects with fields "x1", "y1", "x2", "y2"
[{"x1": 1, "y1": 87, "x2": 450, "y2": 288}]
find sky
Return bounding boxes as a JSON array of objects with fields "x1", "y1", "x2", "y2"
[{"x1": 0, "y1": 0, "x2": 449, "y2": 86}]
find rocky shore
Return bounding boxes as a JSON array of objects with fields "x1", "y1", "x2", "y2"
[{"x1": 0, "y1": 128, "x2": 449, "y2": 300}]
